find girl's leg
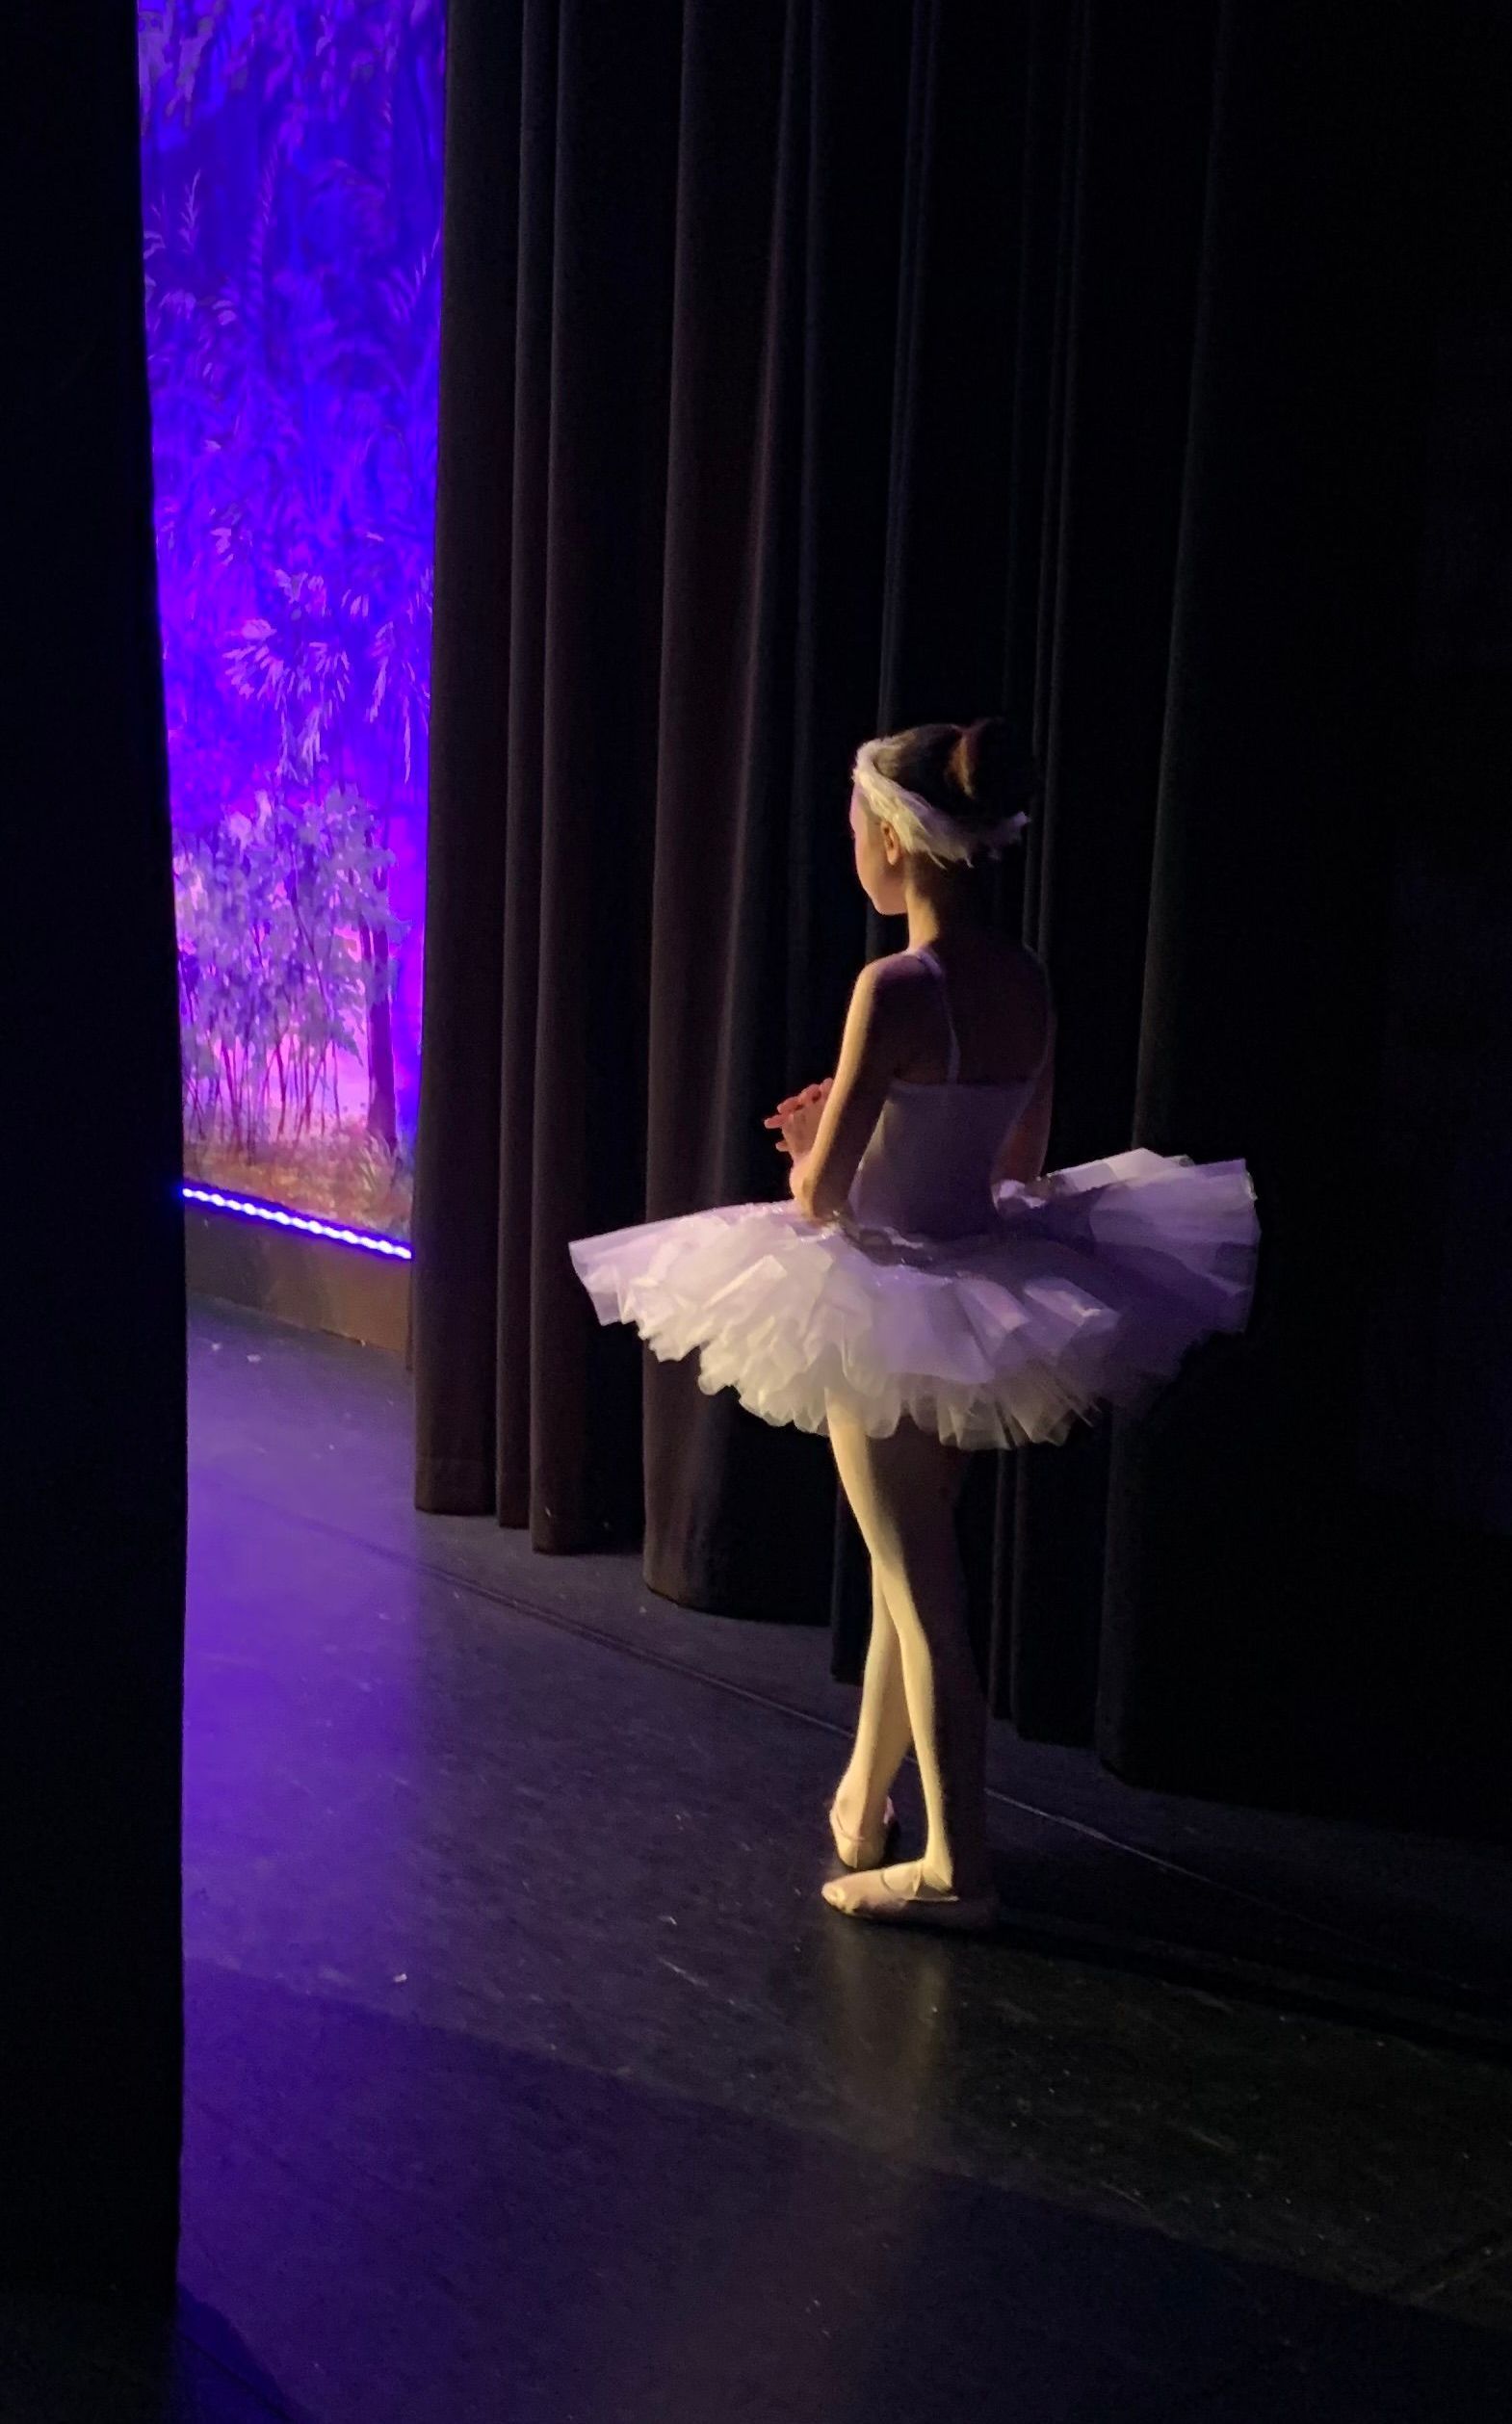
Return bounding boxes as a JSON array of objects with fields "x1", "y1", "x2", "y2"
[
  {"x1": 829, "y1": 1562, "x2": 912, "y2": 1845},
  {"x1": 826, "y1": 1409, "x2": 994, "y2": 1906}
]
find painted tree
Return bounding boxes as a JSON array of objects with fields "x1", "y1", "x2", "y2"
[{"x1": 139, "y1": 0, "x2": 442, "y2": 1201}]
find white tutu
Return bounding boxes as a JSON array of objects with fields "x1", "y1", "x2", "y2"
[{"x1": 570, "y1": 1148, "x2": 1260, "y2": 1451}]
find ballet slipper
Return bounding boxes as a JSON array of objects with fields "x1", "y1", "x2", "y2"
[
  {"x1": 821, "y1": 1860, "x2": 1002, "y2": 1933},
  {"x1": 827, "y1": 1794, "x2": 899, "y2": 1871}
]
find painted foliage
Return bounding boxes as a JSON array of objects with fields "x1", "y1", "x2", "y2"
[{"x1": 140, "y1": 0, "x2": 443, "y2": 1235}]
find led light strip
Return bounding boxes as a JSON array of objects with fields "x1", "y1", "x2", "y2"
[{"x1": 182, "y1": 1184, "x2": 413, "y2": 1261}]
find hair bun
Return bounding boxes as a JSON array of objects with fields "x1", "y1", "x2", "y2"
[{"x1": 948, "y1": 717, "x2": 1040, "y2": 819}]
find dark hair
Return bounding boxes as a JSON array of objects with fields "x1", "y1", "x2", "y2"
[{"x1": 875, "y1": 717, "x2": 1041, "y2": 841}]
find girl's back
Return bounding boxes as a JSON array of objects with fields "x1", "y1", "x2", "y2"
[
  {"x1": 888, "y1": 934, "x2": 1053, "y2": 1087},
  {"x1": 845, "y1": 940, "x2": 1055, "y2": 1241}
]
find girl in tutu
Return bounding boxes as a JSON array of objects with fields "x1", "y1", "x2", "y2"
[{"x1": 571, "y1": 719, "x2": 1259, "y2": 1932}]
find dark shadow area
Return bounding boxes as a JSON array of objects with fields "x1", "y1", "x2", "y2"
[
  {"x1": 178, "y1": 1964, "x2": 1512, "y2": 2424},
  {"x1": 974, "y1": 1900, "x2": 1512, "y2": 2070},
  {"x1": 8, "y1": 3, "x2": 185, "y2": 2301},
  {"x1": 0, "y1": 2286, "x2": 308, "y2": 2424}
]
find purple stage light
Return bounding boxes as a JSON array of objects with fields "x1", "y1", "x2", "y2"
[{"x1": 182, "y1": 1185, "x2": 413, "y2": 1263}]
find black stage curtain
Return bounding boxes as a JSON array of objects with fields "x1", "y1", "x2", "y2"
[
  {"x1": 4, "y1": 13, "x2": 185, "y2": 2290},
  {"x1": 417, "y1": 0, "x2": 1512, "y2": 1836}
]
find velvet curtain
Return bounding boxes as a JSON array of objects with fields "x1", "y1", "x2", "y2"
[
  {"x1": 7, "y1": 10, "x2": 185, "y2": 2288},
  {"x1": 416, "y1": 0, "x2": 1512, "y2": 1833}
]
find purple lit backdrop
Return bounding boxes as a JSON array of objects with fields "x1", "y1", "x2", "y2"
[{"x1": 139, "y1": 1, "x2": 444, "y2": 1238}]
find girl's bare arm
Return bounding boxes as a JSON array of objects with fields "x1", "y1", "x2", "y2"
[{"x1": 789, "y1": 962, "x2": 900, "y2": 1221}]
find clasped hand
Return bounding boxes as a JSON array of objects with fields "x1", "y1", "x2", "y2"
[{"x1": 762, "y1": 1078, "x2": 831, "y2": 1159}]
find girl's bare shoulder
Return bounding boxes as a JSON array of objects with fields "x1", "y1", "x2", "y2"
[
  {"x1": 860, "y1": 949, "x2": 939, "y2": 1028},
  {"x1": 866, "y1": 948, "x2": 936, "y2": 993}
]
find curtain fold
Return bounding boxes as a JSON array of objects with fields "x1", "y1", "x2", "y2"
[
  {"x1": 1099, "y1": 0, "x2": 1462, "y2": 1815},
  {"x1": 416, "y1": 0, "x2": 1512, "y2": 1829},
  {"x1": 641, "y1": 0, "x2": 862, "y2": 1622}
]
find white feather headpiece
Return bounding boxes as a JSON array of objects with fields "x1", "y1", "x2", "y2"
[{"x1": 851, "y1": 736, "x2": 1030, "y2": 867}]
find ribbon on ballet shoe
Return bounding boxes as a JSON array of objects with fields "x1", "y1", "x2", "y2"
[
  {"x1": 821, "y1": 1863, "x2": 1002, "y2": 1933},
  {"x1": 827, "y1": 1795, "x2": 899, "y2": 1871}
]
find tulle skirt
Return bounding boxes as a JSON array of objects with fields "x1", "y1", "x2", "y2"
[{"x1": 569, "y1": 1148, "x2": 1260, "y2": 1452}]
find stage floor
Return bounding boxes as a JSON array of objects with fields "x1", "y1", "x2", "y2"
[{"x1": 11, "y1": 1299, "x2": 1512, "y2": 2422}]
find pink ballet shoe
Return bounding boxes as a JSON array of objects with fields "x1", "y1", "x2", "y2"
[
  {"x1": 827, "y1": 1794, "x2": 899, "y2": 1871},
  {"x1": 821, "y1": 1862, "x2": 1002, "y2": 1933}
]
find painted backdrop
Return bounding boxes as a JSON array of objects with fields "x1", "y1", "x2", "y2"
[{"x1": 140, "y1": 0, "x2": 444, "y2": 1237}]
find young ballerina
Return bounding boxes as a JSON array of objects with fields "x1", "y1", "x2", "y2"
[{"x1": 570, "y1": 717, "x2": 1260, "y2": 1933}]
